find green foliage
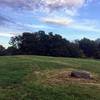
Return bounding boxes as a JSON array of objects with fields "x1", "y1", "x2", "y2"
[
  {"x1": 8, "y1": 30, "x2": 100, "y2": 59},
  {"x1": 0, "y1": 45, "x2": 5, "y2": 56}
]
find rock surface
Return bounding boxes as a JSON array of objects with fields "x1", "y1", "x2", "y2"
[{"x1": 71, "y1": 70, "x2": 91, "y2": 79}]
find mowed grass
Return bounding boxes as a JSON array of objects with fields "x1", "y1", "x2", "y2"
[{"x1": 0, "y1": 55, "x2": 100, "y2": 100}]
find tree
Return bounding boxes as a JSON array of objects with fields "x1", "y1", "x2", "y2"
[
  {"x1": 79, "y1": 38, "x2": 98, "y2": 57},
  {"x1": 94, "y1": 42, "x2": 100, "y2": 59},
  {"x1": 0, "y1": 45, "x2": 5, "y2": 56},
  {"x1": 68, "y1": 43, "x2": 84, "y2": 58},
  {"x1": 9, "y1": 30, "x2": 84, "y2": 57},
  {"x1": 6, "y1": 46, "x2": 19, "y2": 55},
  {"x1": 9, "y1": 30, "x2": 100, "y2": 58}
]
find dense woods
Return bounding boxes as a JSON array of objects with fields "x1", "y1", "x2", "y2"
[{"x1": 1, "y1": 30, "x2": 100, "y2": 59}]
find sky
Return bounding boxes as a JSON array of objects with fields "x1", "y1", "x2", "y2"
[{"x1": 0, "y1": 0, "x2": 100, "y2": 47}]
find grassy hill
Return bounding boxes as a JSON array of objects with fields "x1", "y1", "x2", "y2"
[{"x1": 0, "y1": 55, "x2": 100, "y2": 100}]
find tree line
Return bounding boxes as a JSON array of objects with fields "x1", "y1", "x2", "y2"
[{"x1": 1, "y1": 30, "x2": 100, "y2": 59}]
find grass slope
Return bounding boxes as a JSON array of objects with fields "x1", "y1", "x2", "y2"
[{"x1": 0, "y1": 55, "x2": 100, "y2": 100}]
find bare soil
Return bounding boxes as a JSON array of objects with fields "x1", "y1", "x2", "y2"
[{"x1": 42, "y1": 69, "x2": 100, "y2": 86}]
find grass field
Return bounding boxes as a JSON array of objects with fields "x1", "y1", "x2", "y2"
[{"x1": 0, "y1": 55, "x2": 100, "y2": 100}]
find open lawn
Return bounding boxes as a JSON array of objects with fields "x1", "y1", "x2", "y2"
[{"x1": 0, "y1": 55, "x2": 100, "y2": 100}]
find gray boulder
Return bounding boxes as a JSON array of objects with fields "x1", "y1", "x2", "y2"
[{"x1": 71, "y1": 70, "x2": 91, "y2": 79}]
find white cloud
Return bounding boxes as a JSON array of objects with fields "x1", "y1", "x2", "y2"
[
  {"x1": 41, "y1": 0, "x2": 85, "y2": 9},
  {"x1": 70, "y1": 24, "x2": 100, "y2": 32},
  {"x1": 0, "y1": 0, "x2": 90, "y2": 16},
  {"x1": 0, "y1": 33, "x2": 14, "y2": 37},
  {"x1": 25, "y1": 24, "x2": 53, "y2": 29},
  {"x1": 41, "y1": 16, "x2": 100, "y2": 33},
  {"x1": 0, "y1": 0, "x2": 95, "y2": 36},
  {"x1": 69, "y1": 19, "x2": 100, "y2": 32},
  {"x1": 41, "y1": 17, "x2": 74, "y2": 26},
  {"x1": 0, "y1": 0, "x2": 86, "y2": 9}
]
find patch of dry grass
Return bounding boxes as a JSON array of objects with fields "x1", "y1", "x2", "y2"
[{"x1": 24, "y1": 68, "x2": 100, "y2": 87}]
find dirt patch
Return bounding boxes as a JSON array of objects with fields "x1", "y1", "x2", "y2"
[
  {"x1": 24, "y1": 68, "x2": 100, "y2": 87},
  {"x1": 42, "y1": 69, "x2": 99, "y2": 86}
]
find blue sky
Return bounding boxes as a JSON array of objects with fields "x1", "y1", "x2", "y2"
[{"x1": 0, "y1": 0, "x2": 100, "y2": 47}]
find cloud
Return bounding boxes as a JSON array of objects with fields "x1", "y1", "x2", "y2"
[
  {"x1": 41, "y1": 16, "x2": 100, "y2": 33},
  {"x1": 0, "y1": 33, "x2": 14, "y2": 37},
  {"x1": 70, "y1": 24, "x2": 100, "y2": 32},
  {"x1": 25, "y1": 24, "x2": 53, "y2": 29},
  {"x1": 0, "y1": 0, "x2": 94, "y2": 35},
  {"x1": 41, "y1": 0, "x2": 85, "y2": 9},
  {"x1": 0, "y1": 0, "x2": 90, "y2": 15},
  {"x1": 69, "y1": 19, "x2": 100, "y2": 32},
  {"x1": 0, "y1": 14, "x2": 11, "y2": 26},
  {"x1": 42, "y1": 17, "x2": 74, "y2": 26},
  {"x1": 0, "y1": 0, "x2": 33, "y2": 10}
]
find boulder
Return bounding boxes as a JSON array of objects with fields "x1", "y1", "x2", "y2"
[{"x1": 71, "y1": 70, "x2": 91, "y2": 79}]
